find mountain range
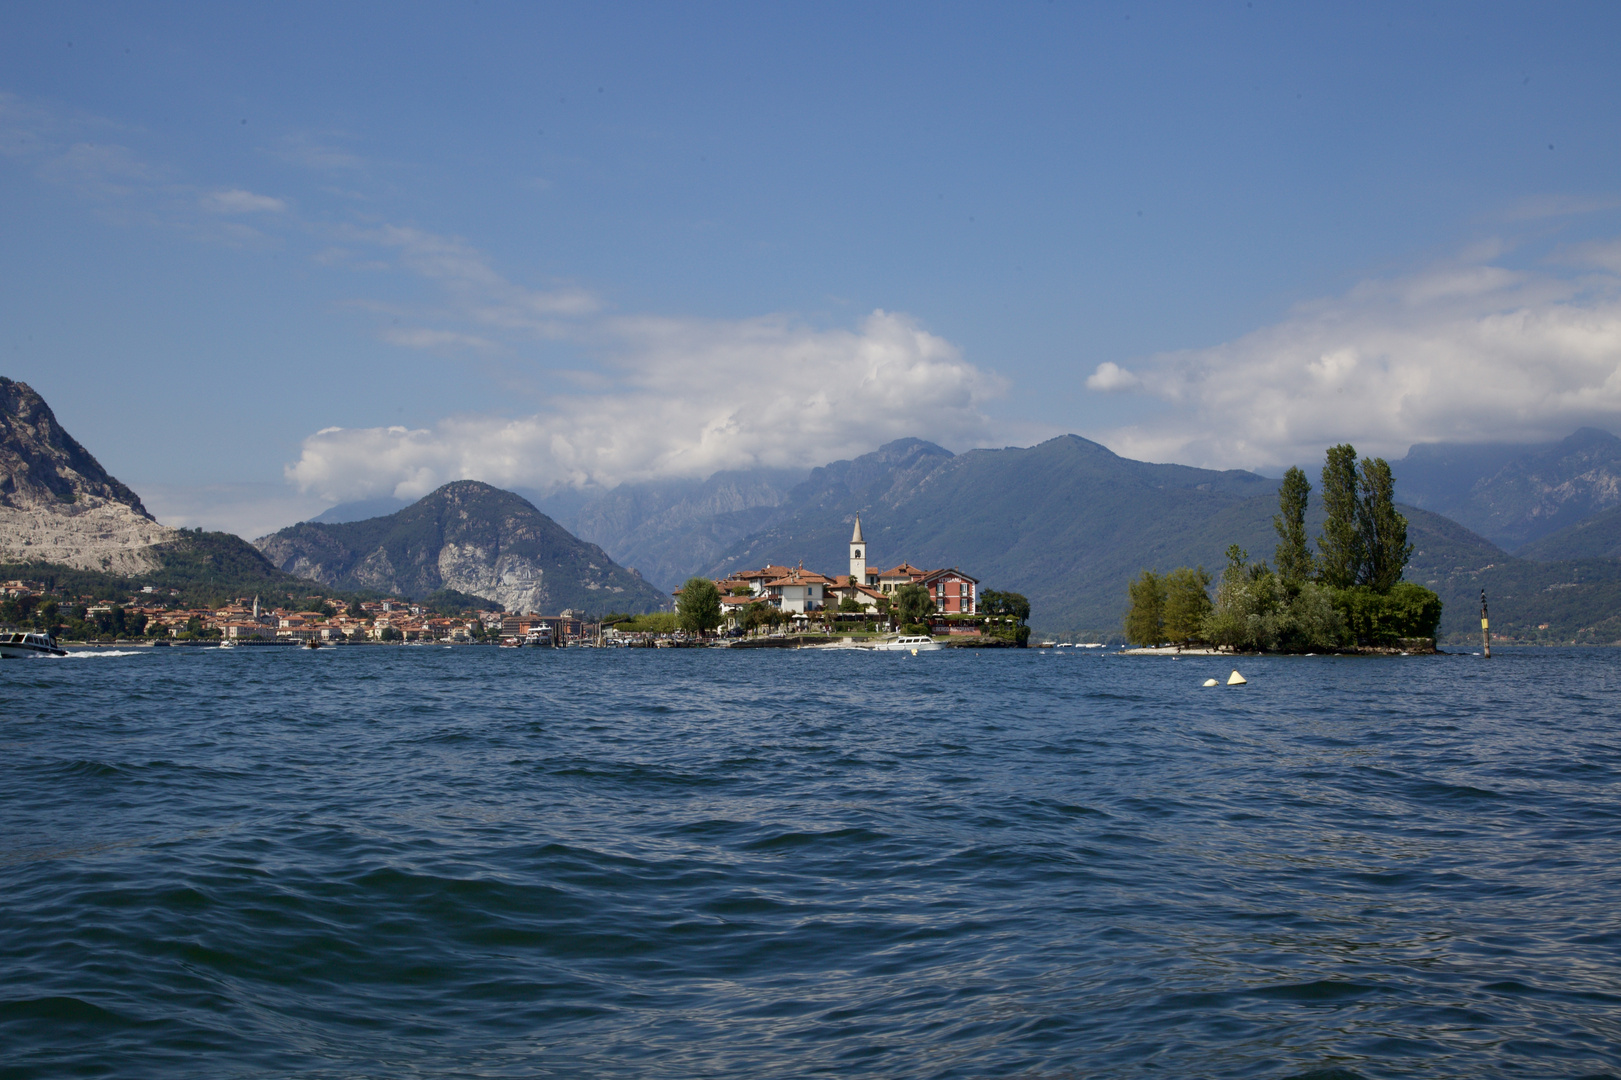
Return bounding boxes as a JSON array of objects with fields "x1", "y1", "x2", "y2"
[
  {"x1": 1394, "y1": 428, "x2": 1621, "y2": 550},
  {"x1": 532, "y1": 432, "x2": 1621, "y2": 642},
  {"x1": 0, "y1": 377, "x2": 665, "y2": 614},
  {"x1": 10, "y1": 370, "x2": 1621, "y2": 641}
]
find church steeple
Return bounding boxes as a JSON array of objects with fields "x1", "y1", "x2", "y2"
[{"x1": 849, "y1": 515, "x2": 867, "y2": 584}]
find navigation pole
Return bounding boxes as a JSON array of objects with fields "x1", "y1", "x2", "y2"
[{"x1": 1481, "y1": 589, "x2": 1491, "y2": 659}]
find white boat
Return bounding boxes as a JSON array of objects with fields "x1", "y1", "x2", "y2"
[
  {"x1": 1, "y1": 631, "x2": 67, "y2": 658},
  {"x1": 872, "y1": 634, "x2": 942, "y2": 652}
]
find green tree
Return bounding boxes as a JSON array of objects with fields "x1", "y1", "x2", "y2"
[
  {"x1": 1318, "y1": 444, "x2": 1363, "y2": 589},
  {"x1": 1273, "y1": 466, "x2": 1314, "y2": 585},
  {"x1": 1162, "y1": 566, "x2": 1213, "y2": 643},
  {"x1": 676, "y1": 577, "x2": 723, "y2": 636},
  {"x1": 981, "y1": 589, "x2": 1031, "y2": 623},
  {"x1": 1357, "y1": 456, "x2": 1412, "y2": 592},
  {"x1": 742, "y1": 601, "x2": 770, "y2": 637},
  {"x1": 1123, "y1": 570, "x2": 1166, "y2": 645},
  {"x1": 347, "y1": 598, "x2": 366, "y2": 618},
  {"x1": 892, "y1": 582, "x2": 934, "y2": 626},
  {"x1": 838, "y1": 595, "x2": 863, "y2": 613},
  {"x1": 1334, "y1": 582, "x2": 1440, "y2": 644}
]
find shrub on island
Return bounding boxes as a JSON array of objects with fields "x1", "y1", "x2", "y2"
[{"x1": 1123, "y1": 445, "x2": 1442, "y2": 652}]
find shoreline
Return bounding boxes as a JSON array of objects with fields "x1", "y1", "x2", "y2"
[{"x1": 1119, "y1": 638, "x2": 1438, "y2": 657}]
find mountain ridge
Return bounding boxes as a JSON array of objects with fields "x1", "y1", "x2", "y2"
[
  {"x1": 0, "y1": 376, "x2": 178, "y2": 574},
  {"x1": 256, "y1": 481, "x2": 669, "y2": 615},
  {"x1": 1395, "y1": 428, "x2": 1621, "y2": 550}
]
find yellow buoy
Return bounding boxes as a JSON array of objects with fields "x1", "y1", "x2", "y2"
[
  {"x1": 910, "y1": 648, "x2": 918, "y2": 656},
  {"x1": 1227, "y1": 670, "x2": 1247, "y2": 686},
  {"x1": 1202, "y1": 678, "x2": 1219, "y2": 687}
]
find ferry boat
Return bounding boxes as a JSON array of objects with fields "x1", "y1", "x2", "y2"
[
  {"x1": 0, "y1": 631, "x2": 67, "y2": 658},
  {"x1": 872, "y1": 634, "x2": 942, "y2": 652}
]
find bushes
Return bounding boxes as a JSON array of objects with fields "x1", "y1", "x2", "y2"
[
  {"x1": 1203, "y1": 572, "x2": 1344, "y2": 652},
  {"x1": 1127, "y1": 550, "x2": 1435, "y2": 653},
  {"x1": 1334, "y1": 583, "x2": 1442, "y2": 644},
  {"x1": 1122, "y1": 443, "x2": 1443, "y2": 652}
]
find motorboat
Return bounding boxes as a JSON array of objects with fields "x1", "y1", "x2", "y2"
[
  {"x1": 0, "y1": 631, "x2": 67, "y2": 658},
  {"x1": 872, "y1": 634, "x2": 942, "y2": 652}
]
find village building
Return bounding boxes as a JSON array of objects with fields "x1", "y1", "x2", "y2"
[{"x1": 697, "y1": 515, "x2": 979, "y2": 622}]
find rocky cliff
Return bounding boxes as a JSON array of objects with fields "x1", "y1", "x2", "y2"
[
  {"x1": 256, "y1": 480, "x2": 669, "y2": 614},
  {"x1": 0, "y1": 377, "x2": 177, "y2": 574},
  {"x1": 1396, "y1": 428, "x2": 1621, "y2": 550}
]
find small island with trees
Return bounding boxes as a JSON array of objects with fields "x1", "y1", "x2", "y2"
[{"x1": 1124, "y1": 444, "x2": 1442, "y2": 653}]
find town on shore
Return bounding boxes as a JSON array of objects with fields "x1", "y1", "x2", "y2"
[
  {"x1": 660, "y1": 516, "x2": 1030, "y2": 645},
  {"x1": 3, "y1": 516, "x2": 1033, "y2": 648}
]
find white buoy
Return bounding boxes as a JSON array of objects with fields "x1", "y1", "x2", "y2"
[
  {"x1": 1202, "y1": 678, "x2": 1219, "y2": 687},
  {"x1": 1227, "y1": 670, "x2": 1247, "y2": 686}
]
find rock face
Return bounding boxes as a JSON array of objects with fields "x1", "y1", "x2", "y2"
[
  {"x1": 1396, "y1": 428, "x2": 1621, "y2": 550},
  {"x1": 0, "y1": 377, "x2": 177, "y2": 573},
  {"x1": 256, "y1": 480, "x2": 669, "y2": 614}
]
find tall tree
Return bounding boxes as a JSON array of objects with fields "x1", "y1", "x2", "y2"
[
  {"x1": 893, "y1": 582, "x2": 934, "y2": 626},
  {"x1": 1123, "y1": 570, "x2": 1166, "y2": 645},
  {"x1": 1273, "y1": 466, "x2": 1314, "y2": 585},
  {"x1": 1317, "y1": 444, "x2": 1363, "y2": 588},
  {"x1": 981, "y1": 589, "x2": 1031, "y2": 623},
  {"x1": 1161, "y1": 566, "x2": 1212, "y2": 643},
  {"x1": 676, "y1": 577, "x2": 723, "y2": 636},
  {"x1": 1357, "y1": 456, "x2": 1412, "y2": 592}
]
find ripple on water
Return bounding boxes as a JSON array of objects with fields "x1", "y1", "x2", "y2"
[{"x1": 1, "y1": 646, "x2": 1620, "y2": 1078}]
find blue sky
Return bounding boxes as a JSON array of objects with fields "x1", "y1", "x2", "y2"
[{"x1": 5, "y1": 2, "x2": 1621, "y2": 536}]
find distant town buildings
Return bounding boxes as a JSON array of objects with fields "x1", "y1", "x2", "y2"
[
  {"x1": 0, "y1": 579, "x2": 596, "y2": 645},
  {"x1": 676, "y1": 515, "x2": 979, "y2": 625}
]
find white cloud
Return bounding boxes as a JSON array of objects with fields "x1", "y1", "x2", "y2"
[
  {"x1": 202, "y1": 188, "x2": 286, "y2": 214},
  {"x1": 1090, "y1": 246, "x2": 1621, "y2": 469},
  {"x1": 285, "y1": 309, "x2": 1003, "y2": 501},
  {"x1": 1085, "y1": 361, "x2": 1141, "y2": 392},
  {"x1": 372, "y1": 223, "x2": 599, "y2": 315}
]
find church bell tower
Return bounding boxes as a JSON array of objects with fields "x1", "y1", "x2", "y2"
[{"x1": 849, "y1": 515, "x2": 867, "y2": 584}]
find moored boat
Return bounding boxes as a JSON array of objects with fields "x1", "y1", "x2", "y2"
[{"x1": 871, "y1": 634, "x2": 942, "y2": 652}]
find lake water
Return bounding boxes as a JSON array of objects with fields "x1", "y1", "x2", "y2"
[{"x1": 3, "y1": 645, "x2": 1620, "y2": 1079}]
